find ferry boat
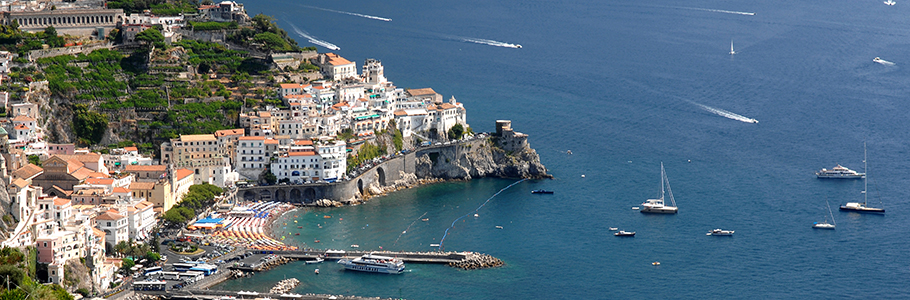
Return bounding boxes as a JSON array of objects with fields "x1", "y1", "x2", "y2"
[
  {"x1": 531, "y1": 189, "x2": 554, "y2": 194},
  {"x1": 337, "y1": 253, "x2": 406, "y2": 274},
  {"x1": 816, "y1": 164, "x2": 864, "y2": 179},
  {"x1": 706, "y1": 229, "x2": 734, "y2": 236}
]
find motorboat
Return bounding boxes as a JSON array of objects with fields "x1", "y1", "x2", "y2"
[
  {"x1": 840, "y1": 143, "x2": 885, "y2": 214},
  {"x1": 350, "y1": 245, "x2": 359, "y2": 248},
  {"x1": 495, "y1": 226, "x2": 503, "y2": 229},
  {"x1": 885, "y1": 0, "x2": 896, "y2": 5},
  {"x1": 531, "y1": 190, "x2": 554, "y2": 194},
  {"x1": 337, "y1": 253, "x2": 406, "y2": 274},
  {"x1": 706, "y1": 229, "x2": 734, "y2": 236},
  {"x1": 314, "y1": 269, "x2": 319, "y2": 274},
  {"x1": 608, "y1": 227, "x2": 618, "y2": 231},
  {"x1": 816, "y1": 165, "x2": 864, "y2": 179},
  {"x1": 305, "y1": 258, "x2": 324, "y2": 264},
  {"x1": 614, "y1": 231, "x2": 636, "y2": 237},
  {"x1": 640, "y1": 163, "x2": 679, "y2": 214},
  {"x1": 729, "y1": 39, "x2": 736, "y2": 55}
]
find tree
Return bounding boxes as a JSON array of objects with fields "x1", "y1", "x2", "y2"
[
  {"x1": 136, "y1": 27, "x2": 165, "y2": 48},
  {"x1": 72, "y1": 104, "x2": 108, "y2": 145},
  {"x1": 251, "y1": 14, "x2": 276, "y2": 33},
  {"x1": 26, "y1": 155, "x2": 40, "y2": 166},
  {"x1": 0, "y1": 264, "x2": 26, "y2": 290},
  {"x1": 145, "y1": 251, "x2": 160, "y2": 262},
  {"x1": 120, "y1": 258, "x2": 134, "y2": 273},
  {"x1": 43, "y1": 26, "x2": 64, "y2": 48},
  {"x1": 448, "y1": 123, "x2": 465, "y2": 140}
]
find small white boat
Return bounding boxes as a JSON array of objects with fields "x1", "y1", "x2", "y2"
[
  {"x1": 305, "y1": 258, "x2": 325, "y2": 264},
  {"x1": 632, "y1": 207, "x2": 640, "y2": 210},
  {"x1": 813, "y1": 198, "x2": 837, "y2": 230},
  {"x1": 707, "y1": 229, "x2": 734, "y2": 236},
  {"x1": 495, "y1": 226, "x2": 503, "y2": 229},
  {"x1": 429, "y1": 244, "x2": 441, "y2": 247},
  {"x1": 608, "y1": 227, "x2": 618, "y2": 231},
  {"x1": 614, "y1": 231, "x2": 636, "y2": 237},
  {"x1": 314, "y1": 269, "x2": 319, "y2": 274},
  {"x1": 729, "y1": 39, "x2": 736, "y2": 55},
  {"x1": 474, "y1": 214, "x2": 479, "y2": 217},
  {"x1": 652, "y1": 262, "x2": 661, "y2": 266},
  {"x1": 350, "y1": 244, "x2": 359, "y2": 248},
  {"x1": 885, "y1": 0, "x2": 896, "y2": 5}
]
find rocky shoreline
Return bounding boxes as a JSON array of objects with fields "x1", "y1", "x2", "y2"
[{"x1": 449, "y1": 252, "x2": 505, "y2": 270}]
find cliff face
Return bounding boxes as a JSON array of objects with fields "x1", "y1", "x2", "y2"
[{"x1": 414, "y1": 136, "x2": 551, "y2": 180}]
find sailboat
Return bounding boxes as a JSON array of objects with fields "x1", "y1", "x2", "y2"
[
  {"x1": 640, "y1": 162, "x2": 678, "y2": 214},
  {"x1": 813, "y1": 199, "x2": 836, "y2": 229},
  {"x1": 729, "y1": 40, "x2": 736, "y2": 55},
  {"x1": 839, "y1": 142, "x2": 885, "y2": 214}
]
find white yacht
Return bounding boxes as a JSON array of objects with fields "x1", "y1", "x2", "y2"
[
  {"x1": 337, "y1": 253, "x2": 406, "y2": 274},
  {"x1": 640, "y1": 163, "x2": 679, "y2": 214},
  {"x1": 840, "y1": 143, "x2": 885, "y2": 214},
  {"x1": 614, "y1": 231, "x2": 636, "y2": 237},
  {"x1": 816, "y1": 164, "x2": 864, "y2": 179},
  {"x1": 706, "y1": 229, "x2": 734, "y2": 236}
]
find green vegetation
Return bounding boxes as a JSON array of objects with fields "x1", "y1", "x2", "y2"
[
  {"x1": 150, "y1": 2, "x2": 197, "y2": 15},
  {"x1": 39, "y1": 49, "x2": 128, "y2": 101},
  {"x1": 448, "y1": 124, "x2": 466, "y2": 140},
  {"x1": 72, "y1": 104, "x2": 108, "y2": 145},
  {"x1": 227, "y1": 14, "x2": 300, "y2": 53},
  {"x1": 106, "y1": 0, "x2": 167, "y2": 14},
  {"x1": 0, "y1": 247, "x2": 73, "y2": 300},
  {"x1": 347, "y1": 142, "x2": 387, "y2": 173},
  {"x1": 27, "y1": 155, "x2": 40, "y2": 166},
  {"x1": 135, "y1": 27, "x2": 165, "y2": 49},
  {"x1": 188, "y1": 21, "x2": 239, "y2": 31},
  {"x1": 162, "y1": 183, "x2": 224, "y2": 226}
]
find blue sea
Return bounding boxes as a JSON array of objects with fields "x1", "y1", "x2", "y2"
[{"x1": 216, "y1": 0, "x2": 910, "y2": 298}]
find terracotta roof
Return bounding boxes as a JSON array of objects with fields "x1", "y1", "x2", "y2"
[
  {"x1": 136, "y1": 201, "x2": 153, "y2": 209},
  {"x1": 280, "y1": 83, "x2": 304, "y2": 89},
  {"x1": 175, "y1": 169, "x2": 193, "y2": 180},
  {"x1": 294, "y1": 140, "x2": 314, "y2": 146},
  {"x1": 289, "y1": 151, "x2": 317, "y2": 156},
  {"x1": 324, "y1": 53, "x2": 352, "y2": 66},
  {"x1": 407, "y1": 88, "x2": 438, "y2": 97},
  {"x1": 84, "y1": 178, "x2": 114, "y2": 186},
  {"x1": 53, "y1": 198, "x2": 70, "y2": 206},
  {"x1": 214, "y1": 129, "x2": 244, "y2": 137},
  {"x1": 13, "y1": 124, "x2": 27, "y2": 130},
  {"x1": 123, "y1": 147, "x2": 138, "y2": 152},
  {"x1": 286, "y1": 94, "x2": 312, "y2": 98},
  {"x1": 358, "y1": 98, "x2": 368, "y2": 102},
  {"x1": 264, "y1": 139, "x2": 279, "y2": 145},
  {"x1": 96, "y1": 211, "x2": 125, "y2": 221},
  {"x1": 129, "y1": 182, "x2": 156, "y2": 190},
  {"x1": 239, "y1": 136, "x2": 265, "y2": 141},
  {"x1": 112, "y1": 187, "x2": 130, "y2": 194},
  {"x1": 92, "y1": 228, "x2": 105, "y2": 237},
  {"x1": 259, "y1": 112, "x2": 272, "y2": 118},
  {"x1": 393, "y1": 110, "x2": 408, "y2": 116},
  {"x1": 11, "y1": 115, "x2": 35, "y2": 122},
  {"x1": 125, "y1": 165, "x2": 167, "y2": 172},
  {"x1": 10, "y1": 178, "x2": 29, "y2": 188},
  {"x1": 87, "y1": 172, "x2": 110, "y2": 178},
  {"x1": 13, "y1": 164, "x2": 43, "y2": 179},
  {"x1": 439, "y1": 103, "x2": 457, "y2": 109},
  {"x1": 179, "y1": 134, "x2": 217, "y2": 142}
]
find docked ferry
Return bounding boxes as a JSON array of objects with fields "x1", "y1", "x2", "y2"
[
  {"x1": 816, "y1": 165, "x2": 865, "y2": 179},
  {"x1": 337, "y1": 253, "x2": 406, "y2": 274}
]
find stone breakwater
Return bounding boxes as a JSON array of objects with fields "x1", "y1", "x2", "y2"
[
  {"x1": 449, "y1": 253, "x2": 504, "y2": 270},
  {"x1": 269, "y1": 278, "x2": 300, "y2": 294}
]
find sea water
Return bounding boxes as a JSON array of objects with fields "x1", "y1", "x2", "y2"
[{"x1": 216, "y1": 0, "x2": 910, "y2": 298}]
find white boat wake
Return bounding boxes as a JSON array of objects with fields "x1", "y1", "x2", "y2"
[
  {"x1": 687, "y1": 100, "x2": 758, "y2": 123},
  {"x1": 673, "y1": 6, "x2": 755, "y2": 16},
  {"x1": 286, "y1": 22, "x2": 340, "y2": 50},
  {"x1": 873, "y1": 57, "x2": 895, "y2": 66},
  {"x1": 461, "y1": 37, "x2": 522, "y2": 49},
  {"x1": 301, "y1": 5, "x2": 391, "y2": 22}
]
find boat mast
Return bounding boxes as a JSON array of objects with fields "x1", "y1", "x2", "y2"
[
  {"x1": 659, "y1": 162, "x2": 665, "y2": 202},
  {"x1": 863, "y1": 142, "x2": 867, "y2": 206},
  {"x1": 662, "y1": 162, "x2": 677, "y2": 207},
  {"x1": 825, "y1": 198, "x2": 835, "y2": 226}
]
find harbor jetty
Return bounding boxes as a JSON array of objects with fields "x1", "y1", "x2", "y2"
[
  {"x1": 269, "y1": 278, "x2": 300, "y2": 294},
  {"x1": 448, "y1": 252, "x2": 504, "y2": 270}
]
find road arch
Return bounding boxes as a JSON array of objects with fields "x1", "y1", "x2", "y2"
[{"x1": 377, "y1": 167, "x2": 386, "y2": 186}]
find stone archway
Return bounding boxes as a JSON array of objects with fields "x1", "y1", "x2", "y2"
[
  {"x1": 275, "y1": 189, "x2": 287, "y2": 202},
  {"x1": 303, "y1": 188, "x2": 316, "y2": 204},
  {"x1": 290, "y1": 189, "x2": 302, "y2": 202},
  {"x1": 243, "y1": 191, "x2": 255, "y2": 201},
  {"x1": 357, "y1": 179, "x2": 364, "y2": 195},
  {"x1": 259, "y1": 190, "x2": 271, "y2": 201},
  {"x1": 377, "y1": 167, "x2": 386, "y2": 187}
]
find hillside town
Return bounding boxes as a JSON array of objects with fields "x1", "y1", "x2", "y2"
[{"x1": 0, "y1": 0, "x2": 473, "y2": 296}]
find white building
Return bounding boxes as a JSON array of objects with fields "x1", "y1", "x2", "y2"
[
  {"x1": 316, "y1": 53, "x2": 356, "y2": 81},
  {"x1": 95, "y1": 210, "x2": 128, "y2": 250}
]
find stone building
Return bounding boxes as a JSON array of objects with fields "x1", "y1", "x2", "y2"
[{"x1": 0, "y1": 9, "x2": 123, "y2": 36}]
